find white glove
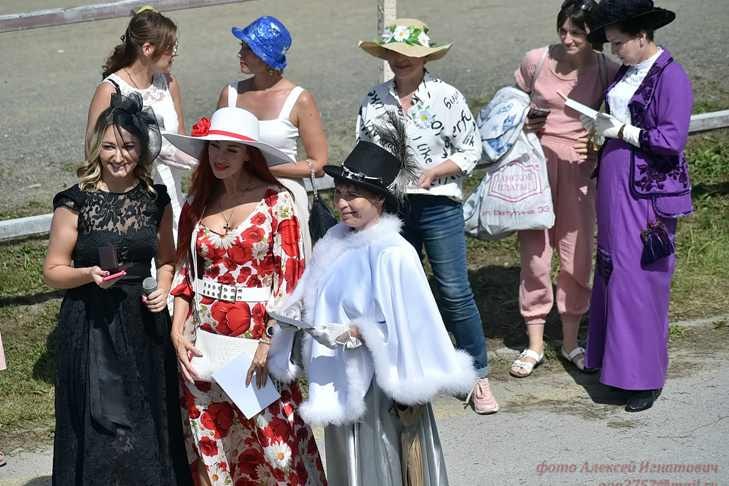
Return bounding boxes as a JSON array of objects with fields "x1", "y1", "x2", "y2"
[
  {"x1": 579, "y1": 114, "x2": 596, "y2": 131},
  {"x1": 594, "y1": 113, "x2": 623, "y2": 139},
  {"x1": 309, "y1": 323, "x2": 362, "y2": 350}
]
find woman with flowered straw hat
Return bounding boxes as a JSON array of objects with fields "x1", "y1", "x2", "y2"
[
  {"x1": 218, "y1": 15, "x2": 328, "y2": 259},
  {"x1": 164, "y1": 107, "x2": 326, "y2": 485},
  {"x1": 356, "y1": 18, "x2": 499, "y2": 414},
  {"x1": 581, "y1": 0, "x2": 693, "y2": 413}
]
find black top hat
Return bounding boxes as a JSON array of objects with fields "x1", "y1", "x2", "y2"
[
  {"x1": 324, "y1": 140, "x2": 402, "y2": 198},
  {"x1": 588, "y1": 0, "x2": 676, "y2": 44},
  {"x1": 324, "y1": 110, "x2": 416, "y2": 205}
]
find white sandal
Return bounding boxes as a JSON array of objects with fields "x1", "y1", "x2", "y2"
[
  {"x1": 560, "y1": 346, "x2": 595, "y2": 373},
  {"x1": 510, "y1": 349, "x2": 545, "y2": 378}
]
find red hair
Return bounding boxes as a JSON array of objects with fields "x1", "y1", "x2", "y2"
[{"x1": 176, "y1": 145, "x2": 281, "y2": 263}]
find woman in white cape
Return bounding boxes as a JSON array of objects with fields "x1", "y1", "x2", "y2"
[{"x1": 269, "y1": 117, "x2": 477, "y2": 485}]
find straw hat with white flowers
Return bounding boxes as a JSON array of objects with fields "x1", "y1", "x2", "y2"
[{"x1": 358, "y1": 18, "x2": 451, "y2": 62}]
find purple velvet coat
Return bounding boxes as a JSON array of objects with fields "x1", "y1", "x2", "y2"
[
  {"x1": 609, "y1": 49, "x2": 693, "y2": 217},
  {"x1": 586, "y1": 49, "x2": 693, "y2": 391}
]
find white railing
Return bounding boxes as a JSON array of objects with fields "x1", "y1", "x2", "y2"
[{"x1": 3, "y1": 110, "x2": 728, "y2": 243}]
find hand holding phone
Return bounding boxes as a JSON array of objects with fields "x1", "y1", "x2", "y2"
[
  {"x1": 89, "y1": 266, "x2": 126, "y2": 289},
  {"x1": 102, "y1": 270, "x2": 127, "y2": 282},
  {"x1": 528, "y1": 106, "x2": 551, "y2": 118}
]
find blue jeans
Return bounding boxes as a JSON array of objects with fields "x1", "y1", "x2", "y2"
[{"x1": 399, "y1": 195, "x2": 488, "y2": 377}]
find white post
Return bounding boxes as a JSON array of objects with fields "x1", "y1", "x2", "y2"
[{"x1": 377, "y1": 0, "x2": 397, "y2": 82}]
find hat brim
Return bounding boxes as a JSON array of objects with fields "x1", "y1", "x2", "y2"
[
  {"x1": 163, "y1": 131, "x2": 293, "y2": 167},
  {"x1": 358, "y1": 40, "x2": 451, "y2": 62},
  {"x1": 324, "y1": 165, "x2": 397, "y2": 204},
  {"x1": 231, "y1": 26, "x2": 286, "y2": 71},
  {"x1": 588, "y1": 8, "x2": 676, "y2": 44}
]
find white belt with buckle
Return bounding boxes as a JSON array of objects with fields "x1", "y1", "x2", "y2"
[{"x1": 196, "y1": 278, "x2": 272, "y2": 303}]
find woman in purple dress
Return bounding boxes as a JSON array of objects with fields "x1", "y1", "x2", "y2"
[{"x1": 583, "y1": 0, "x2": 693, "y2": 412}]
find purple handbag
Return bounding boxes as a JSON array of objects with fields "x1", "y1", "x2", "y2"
[{"x1": 640, "y1": 221, "x2": 675, "y2": 266}]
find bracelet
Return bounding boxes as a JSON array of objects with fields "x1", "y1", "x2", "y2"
[
  {"x1": 259, "y1": 336, "x2": 272, "y2": 346},
  {"x1": 305, "y1": 158, "x2": 315, "y2": 179},
  {"x1": 617, "y1": 124, "x2": 626, "y2": 141}
]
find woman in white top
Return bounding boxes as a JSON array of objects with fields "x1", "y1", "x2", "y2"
[
  {"x1": 85, "y1": 6, "x2": 196, "y2": 241},
  {"x1": 217, "y1": 16, "x2": 328, "y2": 259}
]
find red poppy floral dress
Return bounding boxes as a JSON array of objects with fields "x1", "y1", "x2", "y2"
[{"x1": 171, "y1": 187, "x2": 326, "y2": 486}]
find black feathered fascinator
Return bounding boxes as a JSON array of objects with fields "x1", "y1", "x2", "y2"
[{"x1": 107, "y1": 91, "x2": 162, "y2": 163}]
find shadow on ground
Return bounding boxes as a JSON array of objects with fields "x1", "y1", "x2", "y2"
[{"x1": 23, "y1": 477, "x2": 51, "y2": 486}]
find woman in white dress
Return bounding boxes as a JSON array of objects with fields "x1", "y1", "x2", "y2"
[
  {"x1": 85, "y1": 6, "x2": 196, "y2": 240},
  {"x1": 217, "y1": 15, "x2": 328, "y2": 259},
  {"x1": 272, "y1": 117, "x2": 477, "y2": 485}
]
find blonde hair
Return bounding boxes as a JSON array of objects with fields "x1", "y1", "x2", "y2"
[{"x1": 79, "y1": 109, "x2": 155, "y2": 194}]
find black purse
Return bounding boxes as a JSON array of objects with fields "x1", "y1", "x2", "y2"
[
  {"x1": 308, "y1": 174, "x2": 337, "y2": 244},
  {"x1": 641, "y1": 221, "x2": 675, "y2": 266}
]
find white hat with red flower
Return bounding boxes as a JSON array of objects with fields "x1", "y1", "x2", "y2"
[{"x1": 163, "y1": 107, "x2": 292, "y2": 166}]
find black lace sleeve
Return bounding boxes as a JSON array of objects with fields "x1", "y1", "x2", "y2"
[
  {"x1": 53, "y1": 184, "x2": 86, "y2": 212},
  {"x1": 153, "y1": 184, "x2": 171, "y2": 224}
]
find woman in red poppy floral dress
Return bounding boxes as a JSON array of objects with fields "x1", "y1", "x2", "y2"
[{"x1": 165, "y1": 108, "x2": 326, "y2": 486}]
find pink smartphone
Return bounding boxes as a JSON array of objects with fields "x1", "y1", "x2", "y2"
[{"x1": 102, "y1": 270, "x2": 126, "y2": 282}]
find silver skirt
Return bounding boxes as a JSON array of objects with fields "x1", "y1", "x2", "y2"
[{"x1": 324, "y1": 383, "x2": 449, "y2": 486}]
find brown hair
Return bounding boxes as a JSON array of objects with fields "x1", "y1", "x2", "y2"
[
  {"x1": 102, "y1": 9, "x2": 177, "y2": 79},
  {"x1": 557, "y1": 0, "x2": 603, "y2": 50},
  {"x1": 176, "y1": 146, "x2": 281, "y2": 263}
]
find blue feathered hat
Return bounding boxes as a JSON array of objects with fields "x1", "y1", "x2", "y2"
[{"x1": 232, "y1": 16, "x2": 292, "y2": 71}]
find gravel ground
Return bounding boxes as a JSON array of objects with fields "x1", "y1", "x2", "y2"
[{"x1": 0, "y1": 0, "x2": 728, "y2": 218}]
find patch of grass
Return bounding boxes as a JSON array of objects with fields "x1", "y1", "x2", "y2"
[
  {"x1": 0, "y1": 200, "x2": 51, "y2": 220},
  {"x1": 0, "y1": 238, "x2": 51, "y2": 298},
  {"x1": 0, "y1": 300, "x2": 59, "y2": 448},
  {"x1": 691, "y1": 81, "x2": 729, "y2": 114},
  {"x1": 685, "y1": 129, "x2": 729, "y2": 185},
  {"x1": 669, "y1": 324, "x2": 688, "y2": 341}
]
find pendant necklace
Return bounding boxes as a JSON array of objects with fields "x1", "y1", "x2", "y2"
[
  {"x1": 219, "y1": 179, "x2": 259, "y2": 234},
  {"x1": 125, "y1": 68, "x2": 141, "y2": 89},
  {"x1": 221, "y1": 207, "x2": 236, "y2": 234}
]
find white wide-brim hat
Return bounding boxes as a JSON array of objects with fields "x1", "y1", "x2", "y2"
[
  {"x1": 163, "y1": 107, "x2": 293, "y2": 166},
  {"x1": 358, "y1": 18, "x2": 451, "y2": 62}
]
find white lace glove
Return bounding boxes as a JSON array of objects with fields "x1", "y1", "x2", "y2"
[
  {"x1": 579, "y1": 114, "x2": 596, "y2": 132},
  {"x1": 580, "y1": 114, "x2": 604, "y2": 147},
  {"x1": 594, "y1": 113, "x2": 623, "y2": 139},
  {"x1": 309, "y1": 323, "x2": 362, "y2": 350}
]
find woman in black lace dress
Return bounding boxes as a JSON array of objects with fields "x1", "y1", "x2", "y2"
[{"x1": 43, "y1": 93, "x2": 192, "y2": 485}]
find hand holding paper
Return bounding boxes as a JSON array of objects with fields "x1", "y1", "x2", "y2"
[
  {"x1": 557, "y1": 90, "x2": 599, "y2": 120},
  {"x1": 595, "y1": 112, "x2": 623, "y2": 139}
]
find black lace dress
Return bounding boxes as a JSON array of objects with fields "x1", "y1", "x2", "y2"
[{"x1": 51, "y1": 183, "x2": 192, "y2": 486}]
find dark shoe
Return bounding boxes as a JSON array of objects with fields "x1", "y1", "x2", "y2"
[{"x1": 625, "y1": 389, "x2": 662, "y2": 412}]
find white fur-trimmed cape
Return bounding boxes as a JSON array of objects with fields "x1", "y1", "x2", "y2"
[{"x1": 279, "y1": 214, "x2": 478, "y2": 426}]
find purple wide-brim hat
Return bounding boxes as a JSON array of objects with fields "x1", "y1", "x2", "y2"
[{"x1": 232, "y1": 15, "x2": 291, "y2": 71}]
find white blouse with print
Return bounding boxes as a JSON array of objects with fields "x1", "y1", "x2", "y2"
[{"x1": 356, "y1": 72, "x2": 481, "y2": 201}]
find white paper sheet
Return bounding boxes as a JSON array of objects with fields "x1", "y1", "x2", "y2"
[
  {"x1": 190, "y1": 330, "x2": 260, "y2": 382},
  {"x1": 562, "y1": 95, "x2": 600, "y2": 120},
  {"x1": 212, "y1": 352, "x2": 280, "y2": 419}
]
